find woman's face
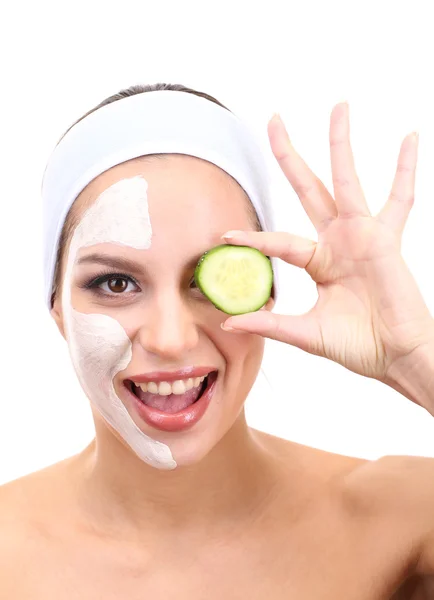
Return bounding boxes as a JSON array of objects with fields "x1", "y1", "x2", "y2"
[{"x1": 52, "y1": 154, "x2": 273, "y2": 470}]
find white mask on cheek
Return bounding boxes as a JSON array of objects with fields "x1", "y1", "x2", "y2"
[{"x1": 61, "y1": 175, "x2": 177, "y2": 470}]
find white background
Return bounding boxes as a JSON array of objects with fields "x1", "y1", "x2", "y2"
[{"x1": 1, "y1": 0, "x2": 433, "y2": 484}]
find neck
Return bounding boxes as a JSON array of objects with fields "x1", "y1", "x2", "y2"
[{"x1": 72, "y1": 411, "x2": 281, "y2": 540}]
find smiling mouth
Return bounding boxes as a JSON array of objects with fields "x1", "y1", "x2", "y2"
[{"x1": 125, "y1": 372, "x2": 218, "y2": 414}]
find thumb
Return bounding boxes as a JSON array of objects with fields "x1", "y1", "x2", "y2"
[{"x1": 221, "y1": 310, "x2": 323, "y2": 354}]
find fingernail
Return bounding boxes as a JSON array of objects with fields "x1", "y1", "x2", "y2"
[
  {"x1": 271, "y1": 113, "x2": 290, "y2": 142},
  {"x1": 221, "y1": 322, "x2": 234, "y2": 331},
  {"x1": 336, "y1": 101, "x2": 349, "y2": 115},
  {"x1": 221, "y1": 230, "x2": 245, "y2": 240}
]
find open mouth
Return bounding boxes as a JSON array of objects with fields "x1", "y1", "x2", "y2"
[{"x1": 125, "y1": 371, "x2": 218, "y2": 415}]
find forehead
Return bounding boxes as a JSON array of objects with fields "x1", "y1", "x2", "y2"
[
  {"x1": 67, "y1": 155, "x2": 257, "y2": 268},
  {"x1": 73, "y1": 154, "x2": 253, "y2": 231}
]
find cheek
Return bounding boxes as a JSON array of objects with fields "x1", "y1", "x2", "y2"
[
  {"x1": 215, "y1": 327, "x2": 265, "y2": 369},
  {"x1": 219, "y1": 331, "x2": 264, "y2": 403},
  {"x1": 68, "y1": 311, "x2": 132, "y2": 379},
  {"x1": 69, "y1": 285, "x2": 90, "y2": 313}
]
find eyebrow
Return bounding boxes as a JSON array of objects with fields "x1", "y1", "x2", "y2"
[
  {"x1": 76, "y1": 253, "x2": 147, "y2": 276},
  {"x1": 75, "y1": 252, "x2": 200, "y2": 274}
]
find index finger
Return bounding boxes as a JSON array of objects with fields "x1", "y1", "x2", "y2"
[{"x1": 221, "y1": 230, "x2": 317, "y2": 269}]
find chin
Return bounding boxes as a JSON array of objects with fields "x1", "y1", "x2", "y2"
[{"x1": 92, "y1": 369, "x2": 249, "y2": 470}]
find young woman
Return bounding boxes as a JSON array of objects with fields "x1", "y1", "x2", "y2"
[{"x1": 1, "y1": 82, "x2": 434, "y2": 598}]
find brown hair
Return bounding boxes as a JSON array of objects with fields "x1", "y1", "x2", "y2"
[{"x1": 51, "y1": 83, "x2": 262, "y2": 307}]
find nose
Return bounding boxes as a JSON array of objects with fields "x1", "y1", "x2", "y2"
[{"x1": 136, "y1": 291, "x2": 200, "y2": 359}]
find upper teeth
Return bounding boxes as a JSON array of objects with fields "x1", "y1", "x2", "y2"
[{"x1": 134, "y1": 376, "x2": 207, "y2": 396}]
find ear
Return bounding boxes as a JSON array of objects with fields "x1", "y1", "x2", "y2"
[{"x1": 50, "y1": 293, "x2": 66, "y2": 339}]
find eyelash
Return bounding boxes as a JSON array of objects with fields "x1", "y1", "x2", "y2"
[
  {"x1": 81, "y1": 270, "x2": 198, "y2": 298},
  {"x1": 82, "y1": 272, "x2": 139, "y2": 297}
]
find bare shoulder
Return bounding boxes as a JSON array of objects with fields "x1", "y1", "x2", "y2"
[
  {"x1": 340, "y1": 452, "x2": 434, "y2": 511},
  {"x1": 253, "y1": 427, "x2": 434, "y2": 498},
  {"x1": 339, "y1": 452, "x2": 434, "y2": 577},
  {"x1": 0, "y1": 456, "x2": 75, "y2": 514},
  {"x1": 0, "y1": 458, "x2": 76, "y2": 582},
  {"x1": 251, "y1": 426, "x2": 369, "y2": 487},
  {"x1": 252, "y1": 433, "x2": 434, "y2": 590}
]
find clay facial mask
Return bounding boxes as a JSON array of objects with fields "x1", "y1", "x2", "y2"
[{"x1": 61, "y1": 175, "x2": 177, "y2": 470}]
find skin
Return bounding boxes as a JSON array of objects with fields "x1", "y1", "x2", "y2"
[
  {"x1": 1, "y1": 104, "x2": 434, "y2": 598},
  {"x1": 58, "y1": 154, "x2": 274, "y2": 469}
]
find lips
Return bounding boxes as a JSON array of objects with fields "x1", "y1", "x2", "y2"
[
  {"x1": 128, "y1": 366, "x2": 215, "y2": 383},
  {"x1": 123, "y1": 371, "x2": 218, "y2": 432}
]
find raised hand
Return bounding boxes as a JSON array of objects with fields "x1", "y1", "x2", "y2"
[{"x1": 221, "y1": 103, "x2": 434, "y2": 385}]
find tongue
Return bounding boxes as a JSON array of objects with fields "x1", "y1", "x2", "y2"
[{"x1": 134, "y1": 384, "x2": 203, "y2": 413}]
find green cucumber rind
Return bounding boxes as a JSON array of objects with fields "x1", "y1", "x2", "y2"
[{"x1": 194, "y1": 244, "x2": 273, "y2": 315}]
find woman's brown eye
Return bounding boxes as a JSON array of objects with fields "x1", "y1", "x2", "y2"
[{"x1": 107, "y1": 277, "x2": 128, "y2": 293}]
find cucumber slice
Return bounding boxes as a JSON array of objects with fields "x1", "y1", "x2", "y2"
[{"x1": 194, "y1": 244, "x2": 273, "y2": 315}]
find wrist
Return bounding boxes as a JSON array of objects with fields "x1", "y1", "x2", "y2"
[{"x1": 384, "y1": 341, "x2": 434, "y2": 413}]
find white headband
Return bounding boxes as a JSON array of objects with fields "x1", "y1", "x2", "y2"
[{"x1": 41, "y1": 90, "x2": 279, "y2": 309}]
